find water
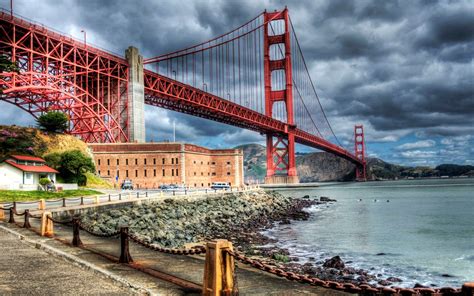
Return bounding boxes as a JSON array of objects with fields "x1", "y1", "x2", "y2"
[{"x1": 265, "y1": 178, "x2": 474, "y2": 287}]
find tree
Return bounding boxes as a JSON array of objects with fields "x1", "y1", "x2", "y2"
[
  {"x1": 59, "y1": 150, "x2": 95, "y2": 186},
  {"x1": 43, "y1": 152, "x2": 62, "y2": 170},
  {"x1": 0, "y1": 55, "x2": 19, "y2": 73},
  {"x1": 37, "y1": 111, "x2": 69, "y2": 133}
]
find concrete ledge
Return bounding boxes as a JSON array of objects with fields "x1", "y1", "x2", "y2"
[{"x1": 0, "y1": 223, "x2": 153, "y2": 295}]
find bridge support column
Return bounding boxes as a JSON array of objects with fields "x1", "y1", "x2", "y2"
[
  {"x1": 125, "y1": 46, "x2": 145, "y2": 143},
  {"x1": 354, "y1": 125, "x2": 367, "y2": 181},
  {"x1": 263, "y1": 8, "x2": 299, "y2": 185}
]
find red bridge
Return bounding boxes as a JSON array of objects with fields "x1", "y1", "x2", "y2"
[{"x1": 0, "y1": 8, "x2": 366, "y2": 183}]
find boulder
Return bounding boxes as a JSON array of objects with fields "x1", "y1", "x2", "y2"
[{"x1": 323, "y1": 256, "x2": 345, "y2": 269}]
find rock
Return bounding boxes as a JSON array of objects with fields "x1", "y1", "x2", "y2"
[
  {"x1": 302, "y1": 195, "x2": 310, "y2": 199},
  {"x1": 386, "y1": 277, "x2": 403, "y2": 282},
  {"x1": 320, "y1": 196, "x2": 337, "y2": 202},
  {"x1": 376, "y1": 252, "x2": 387, "y2": 256},
  {"x1": 441, "y1": 274, "x2": 454, "y2": 277},
  {"x1": 414, "y1": 283, "x2": 427, "y2": 288},
  {"x1": 323, "y1": 256, "x2": 345, "y2": 269},
  {"x1": 378, "y1": 280, "x2": 391, "y2": 286}
]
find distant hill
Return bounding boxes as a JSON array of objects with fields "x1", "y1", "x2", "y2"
[{"x1": 235, "y1": 143, "x2": 474, "y2": 182}]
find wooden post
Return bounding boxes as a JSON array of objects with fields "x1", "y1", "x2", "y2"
[
  {"x1": 8, "y1": 208, "x2": 15, "y2": 223},
  {"x1": 203, "y1": 240, "x2": 235, "y2": 296},
  {"x1": 41, "y1": 212, "x2": 53, "y2": 237},
  {"x1": 80, "y1": 196, "x2": 84, "y2": 205},
  {"x1": 463, "y1": 282, "x2": 474, "y2": 296},
  {"x1": 23, "y1": 209, "x2": 31, "y2": 228},
  {"x1": 62, "y1": 198, "x2": 66, "y2": 207},
  {"x1": 108, "y1": 194, "x2": 111, "y2": 202},
  {"x1": 119, "y1": 226, "x2": 133, "y2": 263},
  {"x1": 72, "y1": 218, "x2": 82, "y2": 247},
  {"x1": 119, "y1": 193, "x2": 122, "y2": 201},
  {"x1": 95, "y1": 196, "x2": 100, "y2": 204},
  {"x1": 38, "y1": 199, "x2": 45, "y2": 210}
]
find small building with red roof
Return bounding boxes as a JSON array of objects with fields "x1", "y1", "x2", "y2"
[{"x1": 0, "y1": 155, "x2": 58, "y2": 190}]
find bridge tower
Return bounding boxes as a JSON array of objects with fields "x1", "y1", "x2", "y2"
[
  {"x1": 354, "y1": 125, "x2": 367, "y2": 181},
  {"x1": 263, "y1": 8, "x2": 299, "y2": 184}
]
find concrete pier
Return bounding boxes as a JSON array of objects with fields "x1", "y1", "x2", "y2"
[{"x1": 125, "y1": 46, "x2": 145, "y2": 143}]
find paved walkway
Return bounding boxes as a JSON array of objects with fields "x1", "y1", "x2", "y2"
[
  {"x1": 1, "y1": 216, "x2": 352, "y2": 296},
  {"x1": 0, "y1": 227, "x2": 134, "y2": 295}
]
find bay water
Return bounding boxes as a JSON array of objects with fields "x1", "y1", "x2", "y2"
[{"x1": 266, "y1": 178, "x2": 474, "y2": 287}]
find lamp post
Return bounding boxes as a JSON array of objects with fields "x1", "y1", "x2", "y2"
[{"x1": 80, "y1": 29, "x2": 86, "y2": 48}]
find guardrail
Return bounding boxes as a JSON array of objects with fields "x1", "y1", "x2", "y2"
[{"x1": 0, "y1": 185, "x2": 261, "y2": 213}]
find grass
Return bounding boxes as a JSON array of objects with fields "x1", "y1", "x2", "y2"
[{"x1": 0, "y1": 189, "x2": 103, "y2": 202}]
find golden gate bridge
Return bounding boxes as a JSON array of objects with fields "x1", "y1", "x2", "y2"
[{"x1": 0, "y1": 8, "x2": 367, "y2": 183}]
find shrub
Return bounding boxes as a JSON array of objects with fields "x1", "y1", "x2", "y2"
[
  {"x1": 39, "y1": 178, "x2": 51, "y2": 186},
  {"x1": 37, "y1": 111, "x2": 69, "y2": 133}
]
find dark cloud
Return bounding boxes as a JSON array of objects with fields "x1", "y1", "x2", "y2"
[{"x1": 0, "y1": 0, "x2": 472, "y2": 165}]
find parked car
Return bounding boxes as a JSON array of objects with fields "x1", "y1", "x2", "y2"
[
  {"x1": 121, "y1": 179, "x2": 134, "y2": 190},
  {"x1": 211, "y1": 182, "x2": 231, "y2": 190}
]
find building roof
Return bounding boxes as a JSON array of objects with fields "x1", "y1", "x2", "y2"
[
  {"x1": 4, "y1": 159, "x2": 58, "y2": 173},
  {"x1": 10, "y1": 155, "x2": 46, "y2": 163}
]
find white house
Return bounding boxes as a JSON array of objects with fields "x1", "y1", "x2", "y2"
[{"x1": 0, "y1": 155, "x2": 58, "y2": 190}]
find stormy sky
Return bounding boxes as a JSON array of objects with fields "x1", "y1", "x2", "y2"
[{"x1": 1, "y1": 0, "x2": 473, "y2": 166}]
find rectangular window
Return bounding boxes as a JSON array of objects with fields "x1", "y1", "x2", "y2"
[
  {"x1": 227, "y1": 172, "x2": 231, "y2": 176},
  {"x1": 144, "y1": 169, "x2": 147, "y2": 177},
  {"x1": 201, "y1": 161, "x2": 203, "y2": 165},
  {"x1": 212, "y1": 172, "x2": 216, "y2": 176},
  {"x1": 194, "y1": 172, "x2": 196, "y2": 176},
  {"x1": 117, "y1": 170, "x2": 119, "y2": 177},
  {"x1": 107, "y1": 170, "x2": 110, "y2": 175},
  {"x1": 98, "y1": 170, "x2": 101, "y2": 175},
  {"x1": 117, "y1": 159, "x2": 119, "y2": 165},
  {"x1": 135, "y1": 159, "x2": 138, "y2": 165},
  {"x1": 227, "y1": 161, "x2": 231, "y2": 165},
  {"x1": 162, "y1": 169, "x2": 165, "y2": 176},
  {"x1": 153, "y1": 169, "x2": 156, "y2": 177},
  {"x1": 107, "y1": 159, "x2": 110, "y2": 166},
  {"x1": 176, "y1": 169, "x2": 179, "y2": 176},
  {"x1": 171, "y1": 158, "x2": 174, "y2": 164},
  {"x1": 171, "y1": 169, "x2": 174, "y2": 177},
  {"x1": 176, "y1": 158, "x2": 179, "y2": 165},
  {"x1": 211, "y1": 162, "x2": 216, "y2": 165},
  {"x1": 135, "y1": 170, "x2": 138, "y2": 177},
  {"x1": 201, "y1": 172, "x2": 203, "y2": 176},
  {"x1": 153, "y1": 158, "x2": 156, "y2": 165},
  {"x1": 126, "y1": 170, "x2": 129, "y2": 177},
  {"x1": 144, "y1": 159, "x2": 147, "y2": 165},
  {"x1": 98, "y1": 159, "x2": 101, "y2": 165},
  {"x1": 162, "y1": 158, "x2": 165, "y2": 164}
]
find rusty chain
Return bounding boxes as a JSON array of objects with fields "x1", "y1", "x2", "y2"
[
  {"x1": 226, "y1": 250, "x2": 464, "y2": 296},
  {"x1": 128, "y1": 233, "x2": 207, "y2": 255},
  {"x1": 47, "y1": 215, "x2": 73, "y2": 225},
  {"x1": 76, "y1": 220, "x2": 120, "y2": 238}
]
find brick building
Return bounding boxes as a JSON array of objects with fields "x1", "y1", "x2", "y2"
[{"x1": 88, "y1": 143, "x2": 244, "y2": 189}]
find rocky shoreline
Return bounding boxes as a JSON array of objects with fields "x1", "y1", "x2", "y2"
[{"x1": 80, "y1": 189, "x2": 403, "y2": 287}]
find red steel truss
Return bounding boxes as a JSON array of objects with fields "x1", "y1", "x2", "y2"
[
  {"x1": 0, "y1": 10, "x2": 129, "y2": 142},
  {"x1": 0, "y1": 8, "x2": 366, "y2": 181}
]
